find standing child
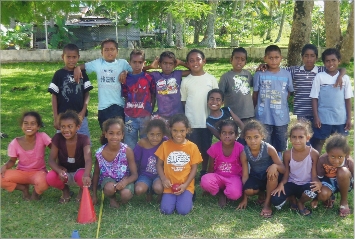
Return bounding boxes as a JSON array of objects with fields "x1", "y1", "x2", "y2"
[
  {"x1": 253, "y1": 45, "x2": 294, "y2": 158},
  {"x1": 134, "y1": 119, "x2": 168, "y2": 202},
  {"x1": 219, "y1": 47, "x2": 254, "y2": 123},
  {"x1": 46, "y1": 110, "x2": 92, "y2": 203},
  {"x1": 121, "y1": 50, "x2": 155, "y2": 149},
  {"x1": 237, "y1": 120, "x2": 285, "y2": 218},
  {"x1": 92, "y1": 117, "x2": 138, "y2": 208},
  {"x1": 206, "y1": 88, "x2": 244, "y2": 143},
  {"x1": 181, "y1": 49, "x2": 219, "y2": 179},
  {"x1": 309, "y1": 48, "x2": 353, "y2": 154},
  {"x1": 200, "y1": 120, "x2": 245, "y2": 208},
  {"x1": 314, "y1": 134, "x2": 353, "y2": 217},
  {"x1": 1, "y1": 111, "x2": 51, "y2": 200},
  {"x1": 74, "y1": 39, "x2": 132, "y2": 129},
  {"x1": 156, "y1": 114, "x2": 202, "y2": 215},
  {"x1": 271, "y1": 120, "x2": 321, "y2": 216},
  {"x1": 48, "y1": 43, "x2": 93, "y2": 138}
]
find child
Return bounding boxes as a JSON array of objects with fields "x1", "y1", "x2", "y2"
[
  {"x1": 206, "y1": 88, "x2": 244, "y2": 143},
  {"x1": 1, "y1": 111, "x2": 51, "y2": 200},
  {"x1": 74, "y1": 39, "x2": 132, "y2": 129},
  {"x1": 309, "y1": 48, "x2": 353, "y2": 154},
  {"x1": 181, "y1": 49, "x2": 219, "y2": 179},
  {"x1": 219, "y1": 47, "x2": 254, "y2": 123},
  {"x1": 46, "y1": 110, "x2": 92, "y2": 203},
  {"x1": 237, "y1": 120, "x2": 285, "y2": 218},
  {"x1": 121, "y1": 49, "x2": 155, "y2": 149},
  {"x1": 92, "y1": 117, "x2": 138, "y2": 208},
  {"x1": 200, "y1": 120, "x2": 245, "y2": 208},
  {"x1": 156, "y1": 114, "x2": 202, "y2": 215},
  {"x1": 134, "y1": 119, "x2": 168, "y2": 202},
  {"x1": 271, "y1": 120, "x2": 321, "y2": 216},
  {"x1": 314, "y1": 134, "x2": 353, "y2": 217},
  {"x1": 253, "y1": 45, "x2": 294, "y2": 158},
  {"x1": 48, "y1": 43, "x2": 93, "y2": 138}
]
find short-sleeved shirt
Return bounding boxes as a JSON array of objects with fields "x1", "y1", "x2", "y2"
[
  {"x1": 7, "y1": 132, "x2": 51, "y2": 171},
  {"x1": 121, "y1": 72, "x2": 155, "y2": 118},
  {"x1": 52, "y1": 133, "x2": 90, "y2": 172},
  {"x1": 48, "y1": 69, "x2": 93, "y2": 116},
  {"x1": 207, "y1": 141, "x2": 244, "y2": 177},
  {"x1": 309, "y1": 72, "x2": 353, "y2": 124},
  {"x1": 85, "y1": 58, "x2": 132, "y2": 110},
  {"x1": 219, "y1": 69, "x2": 254, "y2": 119},
  {"x1": 206, "y1": 107, "x2": 232, "y2": 130},
  {"x1": 181, "y1": 73, "x2": 219, "y2": 128},
  {"x1": 134, "y1": 137, "x2": 167, "y2": 179},
  {"x1": 253, "y1": 69, "x2": 294, "y2": 126},
  {"x1": 150, "y1": 70, "x2": 184, "y2": 117},
  {"x1": 286, "y1": 65, "x2": 325, "y2": 117},
  {"x1": 244, "y1": 141, "x2": 274, "y2": 174},
  {"x1": 317, "y1": 153, "x2": 354, "y2": 178},
  {"x1": 155, "y1": 139, "x2": 203, "y2": 194}
]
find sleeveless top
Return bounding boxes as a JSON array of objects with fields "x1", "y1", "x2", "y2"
[
  {"x1": 288, "y1": 147, "x2": 312, "y2": 185},
  {"x1": 96, "y1": 143, "x2": 130, "y2": 185},
  {"x1": 244, "y1": 141, "x2": 273, "y2": 174}
]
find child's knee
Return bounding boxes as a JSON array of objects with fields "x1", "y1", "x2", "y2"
[
  {"x1": 120, "y1": 189, "x2": 133, "y2": 201},
  {"x1": 134, "y1": 184, "x2": 146, "y2": 195},
  {"x1": 74, "y1": 169, "x2": 85, "y2": 187},
  {"x1": 244, "y1": 188, "x2": 257, "y2": 196},
  {"x1": 152, "y1": 184, "x2": 163, "y2": 194},
  {"x1": 337, "y1": 167, "x2": 351, "y2": 180},
  {"x1": 103, "y1": 183, "x2": 115, "y2": 195},
  {"x1": 176, "y1": 206, "x2": 192, "y2": 215},
  {"x1": 160, "y1": 204, "x2": 175, "y2": 215},
  {"x1": 46, "y1": 170, "x2": 59, "y2": 186},
  {"x1": 317, "y1": 187, "x2": 332, "y2": 201}
]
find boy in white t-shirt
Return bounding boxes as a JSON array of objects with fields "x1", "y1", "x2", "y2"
[{"x1": 181, "y1": 49, "x2": 219, "y2": 179}]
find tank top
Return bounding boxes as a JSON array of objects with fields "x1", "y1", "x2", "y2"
[
  {"x1": 244, "y1": 141, "x2": 273, "y2": 174},
  {"x1": 288, "y1": 147, "x2": 312, "y2": 185}
]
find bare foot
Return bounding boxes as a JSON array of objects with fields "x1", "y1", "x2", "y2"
[
  {"x1": 109, "y1": 197, "x2": 120, "y2": 208},
  {"x1": 76, "y1": 188, "x2": 83, "y2": 202},
  {"x1": 218, "y1": 193, "x2": 227, "y2": 208},
  {"x1": 21, "y1": 185, "x2": 31, "y2": 201},
  {"x1": 257, "y1": 190, "x2": 266, "y2": 206},
  {"x1": 30, "y1": 190, "x2": 41, "y2": 201},
  {"x1": 311, "y1": 198, "x2": 318, "y2": 209}
]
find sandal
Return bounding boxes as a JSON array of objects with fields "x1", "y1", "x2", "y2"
[
  {"x1": 298, "y1": 207, "x2": 312, "y2": 216},
  {"x1": 290, "y1": 203, "x2": 298, "y2": 211},
  {"x1": 339, "y1": 205, "x2": 351, "y2": 217},
  {"x1": 323, "y1": 194, "x2": 335, "y2": 208},
  {"x1": 260, "y1": 208, "x2": 273, "y2": 218}
]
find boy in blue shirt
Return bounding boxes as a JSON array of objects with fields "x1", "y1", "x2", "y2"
[
  {"x1": 74, "y1": 39, "x2": 132, "y2": 129},
  {"x1": 309, "y1": 48, "x2": 353, "y2": 154},
  {"x1": 253, "y1": 45, "x2": 294, "y2": 157}
]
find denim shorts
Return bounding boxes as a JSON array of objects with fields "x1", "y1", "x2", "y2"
[
  {"x1": 263, "y1": 124, "x2": 288, "y2": 152},
  {"x1": 124, "y1": 115, "x2": 150, "y2": 149},
  {"x1": 312, "y1": 124, "x2": 349, "y2": 140},
  {"x1": 100, "y1": 177, "x2": 134, "y2": 195},
  {"x1": 320, "y1": 176, "x2": 353, "y2": 194},
  {"x1": 135, "y1": 174, "x2": 160, "y2": 193},
  {"x1": 98, "y1": 104, "x2": 124, "y2": 130}
]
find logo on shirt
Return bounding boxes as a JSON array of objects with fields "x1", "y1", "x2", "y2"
[
  {"x1": 146, "y1": 156, "x2": 157, "y2": 174},
  {"x1": 218, "y1": 162, "x2": 232, "y2": 173},
  {"x1": 233, "y1": 75, "x2": 250, "y2": 95},
  {"x1": 167, "y1": 151, "x2": 190, "y2": 171},
  {"x1": 156, "y1": 78, "x2": 178, "y2": 95}
]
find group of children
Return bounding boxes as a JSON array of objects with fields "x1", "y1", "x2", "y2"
[{"x1": 1, "y1": 39, "x2": 353, "y2": 218}]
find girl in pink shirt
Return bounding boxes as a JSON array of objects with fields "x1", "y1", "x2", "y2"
[
  {"x1": 1, "y1": 111, "x2": 51, "y2": 200},
  {"x1": 200, "y1": 119, "x2": 245, "y2": 208}
]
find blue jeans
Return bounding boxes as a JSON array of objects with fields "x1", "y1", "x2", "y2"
[
  {"x1": 160, "y1": 191, "x2": 193, "y2": 215},
  {"x1": 264, "y1": 124, "x2": 288, "y2": 152},
  {"x1": 124, "y1": 116, "x2": 150, "y2": 149}
]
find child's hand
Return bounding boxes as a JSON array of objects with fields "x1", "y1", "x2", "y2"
[
  {"x1": 256, "y1": 63, "x2": 268, "y2": 72},
  {"x1": 345, "y1": 119, "x2": 352, "y2": 131},
  {"x1": 310, "y1": 181, "x2": 322, "y2": 193},
  {"x1": 271, "y1": 184, "x2": 285, "y2": 197},
  {"x1": 174, "y1": 183, "x2": 187, "y2": 195},
  {"x1": 59, "y1": 168, "x2": 68, "y2": 182},
  {"x1": 1, "y1": 165, "x2": 7, "y2": 178},
  {"x1": 82, "y1": 176, "x2": 91, "y2": 187},
  {"x1": 162, "y1": 178, "x2": 172, "y2": 189},
  {"x1": 236, "y1": 197, "x2": 248, "y2": 210},
  {"x1": 266, "y1": 164, "x2": 278, "y2": 181},
  {"x1": 119, "y1": 71, "x2": 128, "y2": 84},
  {"x1": 115, "y1": 177, "x2": 128, "y2": 191},
  {"x1": 334, "y1": 76, "x2": 343, "y2": 89},
  {"x1": 150, "y1": 56, "x2": 160, "y2": 69},
  {"x1": 313, "y1": 117, "x2": 321, "y2": 129},
  {"x1": 53, "y1": 116, "x2": 60, "y2": 130},
  {"x1": 73, "y1": 67, "x2": 83, "y2": 83}
]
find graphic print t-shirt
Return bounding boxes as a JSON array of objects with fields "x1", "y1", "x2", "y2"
[
  {"x1": 48, "y1": 69, "x2": 93, "y2": 116},
  {"x1": 155, "y1": 139, "x2": 202, "y2": 194}
]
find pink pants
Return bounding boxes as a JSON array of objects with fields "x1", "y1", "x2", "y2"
[
  {"x1": 46, "y1": 169, "x2": 85, "y2": 190},
  {"x1": 200, "y1": 173, "x2": 243, "y2": 200},
  {"x1": 1, "y1": 169, "x2": 48, "y2": 195}
]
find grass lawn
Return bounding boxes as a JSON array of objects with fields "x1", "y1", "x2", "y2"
[{"x1": 1, "y1": 59, "x2": 354, "y2": 238}]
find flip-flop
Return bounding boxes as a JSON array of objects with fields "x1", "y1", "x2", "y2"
[
  {"x1": 298, "y1": 207, "x2": 312, "y2": 216},
  {"x1": 339, "y1": 205, "x2": 351, "y2": 217},
  {"x1": 290, "y1": 203, "x2": 298, "y2": 211},
  {"x1": 260, "y1": 208, "x2": 273, "y2": 218}
]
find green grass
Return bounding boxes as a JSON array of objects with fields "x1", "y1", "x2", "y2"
[{"x1": 1, "y1": 60, "x2": 354, "y2": 238}]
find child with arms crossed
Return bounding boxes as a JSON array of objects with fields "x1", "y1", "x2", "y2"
[
  {"x1": 46, "y1": 111, "x2": 92, "y2": 203},
  {"x1": 134, "y1": 119, "x2": 168, "y2": 202},
  {"x1": 271, "y1": 120, "x2": 321, "y2": 216},
  {"x1": 237, "y1": 120, "x2": 285, "y2": 218},
  {"x1": 200, "y1": 120, "x2": 245, "y2": 208},
  {"x1": 156, "y1": 114, "x2": 202, "y2": 215},
  {"x1": 313, "y1": 134, "x2": 353, "y2": 217},
  {"x1": 1, "y1": 111, "x2": 51, "y2": 200},
  {"x1": 92, "y1": 117, "x2": 138, "y2": 208}
]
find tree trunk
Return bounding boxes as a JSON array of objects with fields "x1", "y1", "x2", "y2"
[
  {"x1": 175, "y1": 21, "x2": 184, "y2": 48},
  {"x1": 231, "y1": 0, "x2": 244, "y2": 47},
  {"x1": 265, "y1": 3, "x2": 274, "y2": 41},
  {"x1": 287, "y1": 1, "x2": 314, "y2": 66},
  {"x1": 199, "y1": 0, "x2": 217, "y2": 48},
  {"x1": 274, "y1": 8, "x2": 286, "y2": 43},
  {"x1": 167, "y1": 13, "x2": 174, "y2": 47},
  {"x1": 193, "y1": 19, "x2": 203, "y2": 44},
  {"x1": 324, "y1": 0, "x2": 342, "y2": 49},
  {"x1": 339, "y1": 1, "x2": 354, "y2": 64}
]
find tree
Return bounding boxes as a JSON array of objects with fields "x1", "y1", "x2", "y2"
[
  {"x1": 199, "y1": 0, "x2": 218, "y2": 48},
  {"x1": 324, "y1": 0, "x2": 342, "y2": 49},
  {"x1": 287, "y1": 1, "x2": 314, "y2": 66},
  {"x1": 339, "y1": 1, "x2": 354, "y2": 64}
]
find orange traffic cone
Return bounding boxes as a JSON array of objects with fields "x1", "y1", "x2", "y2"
[{"x1": 77, "y1": 186, "x2": 97, "y2": 224}]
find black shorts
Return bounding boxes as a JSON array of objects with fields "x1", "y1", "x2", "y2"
[
  {"x1": 187, "y1": 128, "x2": 212, "y2": 160},
  {"x1": 98, "y1": 104, "x2": 124, "y2": 129},
  {"x1": 243, "y1": 171, "x2": 283, "y2": 191}
]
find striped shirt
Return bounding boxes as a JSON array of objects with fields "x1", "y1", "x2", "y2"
[{"x1": 285, "y1": 65, "x2": 325, "y2": 117}]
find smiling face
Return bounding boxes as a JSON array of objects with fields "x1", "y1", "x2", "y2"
[
  {"x1": 130, "y1": 54, "x2": 145, "y2": 74},
  {"x1": 105, "y1": 123, "x2": 124, "y2": 146},
  {"x1": 207, "y1": 92, "x2": 223, "y2": 111},
  {"x1": 22, "y1": 116, "x2": 40, "y2": 136},
  {"x1": 324, "y1": 54, "x2": 340, "y2": 75},
  {"x1": 62, "y1": 49, "x2": 79, "y2": 70},
  {"x1": 60, "y1": 118, "x2": 80, "y2": 140},
  {"x1": 170, "y1": 121, "x2": 188, "y2": 144},
  {"x1": 220, "y1": 125, "x2": 237, "y2": 146},
  {"x1": 327, "y1": 147, "x2": 347, "y2": 168},
  {"x1": 187, "y1": 52, "x2": 206, "y2": 76},
  {"x1": 101, "y1": 42, "x2": 118, "y2": 62},
  {"x1": 146, "y1": 127, "x2": 164, "y2": 147},
  {"x1": 231, "y1": 52, "x2": 247, "y2": 72}
]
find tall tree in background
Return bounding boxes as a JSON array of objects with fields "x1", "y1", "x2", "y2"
[
  {"x1": 339, "y1": 1, "x2": 354, "y2": 64},
  {"x1": 199, "y1": 0, "x2": 218, "y2": 48},
  {"x1": 324, "y1": 0, "x2": 342, "y2": 49},
  {"x1": 287, "y1": 1, "x2": 314, "y2": 66}
]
